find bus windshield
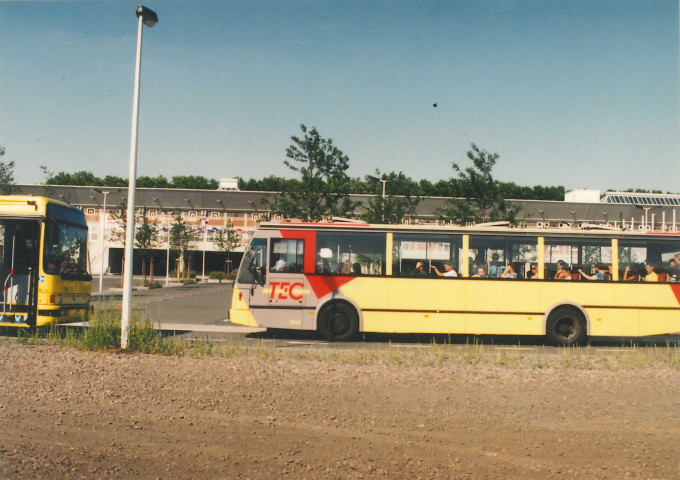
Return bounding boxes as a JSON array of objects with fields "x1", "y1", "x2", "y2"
[
  {"x1": 43, "y1": 219, "x2": 89, "y2": 279},
  {"x1": 237, "y1": 238, "x2": 267, "y2": 284}
]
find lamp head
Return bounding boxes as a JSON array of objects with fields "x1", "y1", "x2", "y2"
[{"x1": 136, "y1": 5, "x2": 158, "y2": 27}]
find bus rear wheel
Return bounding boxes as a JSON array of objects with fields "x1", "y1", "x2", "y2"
[
  {"x1": 546, "y1": 307, "x2": 587, "y2": 347},
  {"x1": 317, "y1": 302, "x2": 358, "y2": 342}
]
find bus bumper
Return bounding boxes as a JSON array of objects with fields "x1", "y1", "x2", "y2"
[{"x1": 229, "y1": 308, "x2": 259, "y2": 327}]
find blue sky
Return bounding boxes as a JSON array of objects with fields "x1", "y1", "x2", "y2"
[{"x1": 1, "y1": 0, "x2": 678, "y2": 193}]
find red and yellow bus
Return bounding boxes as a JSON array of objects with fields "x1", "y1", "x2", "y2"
[
  {"x1": 0, "y1": 195, "x2": 91, "y2": 328},
  {"x1": 229, "y1": 221, "x2": 680, "y2": 346}
]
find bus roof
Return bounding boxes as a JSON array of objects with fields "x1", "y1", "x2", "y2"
[
  {"x1": 0, "y1": 195, "x2": 84, "y2": 222},
  {"x1": 255, "y1": 220, "x2": 680, "y2": 239}
]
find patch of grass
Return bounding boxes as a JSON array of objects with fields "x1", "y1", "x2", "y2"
[{"x1": 5, "y1": 312, "x2": 680, "y2": 371}]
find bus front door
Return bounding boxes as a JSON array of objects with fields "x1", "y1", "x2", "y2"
[{"x1": 248, "y1": 272, "x2": 305, "y2": 330}]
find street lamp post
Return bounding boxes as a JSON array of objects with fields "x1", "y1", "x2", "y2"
[
  {"x1": 92, "y1": 188, "x2": 120, "y2": 295},
  {"x1": 364, "y1": 175, "x2": 389, "y2": 223},
  {"x1": 121, "y1": 5, "x2": 158, "y2": 349},
  {"x1": 364, "y1": 175, "x2": 387, "y2": 198},
  {"x1": 202, "y1": 217, "x2": 208, "y2": 280}
]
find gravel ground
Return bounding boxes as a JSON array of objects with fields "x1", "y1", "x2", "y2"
[{"x1": 1, "y1": 341, "x2": 679, "y2": 479}]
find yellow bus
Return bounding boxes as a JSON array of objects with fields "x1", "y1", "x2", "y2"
[
  {"x1": 0, "y1": 195, "x2": 91, "y2": 328},
  {"x1": 229, "y1": 222, "x2": 680, "y2": 346}
]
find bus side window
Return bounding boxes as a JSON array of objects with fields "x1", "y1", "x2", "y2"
[{"x1": 270, "y1": 239, "x2": 304, "y2": 273}]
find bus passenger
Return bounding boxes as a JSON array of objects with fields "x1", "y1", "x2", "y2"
[
  {"x1": 526, "y1": 264, "x2": 539, "y2": 279},
  {"x1": 339, "y1": 259, "x2": 352, "y2": 274},
  {"x1": 554, "y1": 260, "x2": 571, "y2": 280},
  {"x1": 579, "y1": 263, "x2": 607, "y2": 281},
  {"x1": 643, "y1": 263, "x2": 658, "y2": 282},
  {"x1": 351, "y1": 262, "x2": 362, "y2": 275},
  {"x1": 430, "y1": 262, "x2": 458, "y2": 277},
  {"x1": 488, "y1": 253, "x2": 504, "y2": 278},
  {"x1": 272, "y1": 256, "x2": 287, "y2": 272},
  {"x1": 411, "y1": 261, "x2": 428, "y2": 277},
  {"x1": 501, "y1": 262, "x2": 520, "y2": 279},
  {"x1": 472, "y1": 266, "x2": 487, "y2": 278},
  {"x1": 668, "y1": 259, "x2": 679, "y2": 282},
  {"x1": 623, "y1": 265, "x2": 637, "y2": 281}
]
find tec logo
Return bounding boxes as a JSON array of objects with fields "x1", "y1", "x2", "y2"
[{"x1": 267, "y1": 281, "x2": 305, "y2": 301}]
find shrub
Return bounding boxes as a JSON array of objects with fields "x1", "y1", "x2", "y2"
[
  {"x1": 208, "y1": 271, "x2": 226, "y2": 280},
  {"x1": 81, "y1": 309, "x2": 167, "y2": 353}
]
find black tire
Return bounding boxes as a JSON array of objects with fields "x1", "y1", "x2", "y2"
[
  {"x1": 546, "y1": 306, "x2": 587, "y2": 347},
  {"x1": 317, "y1": 302, "x2": 359, "y2": 342}
]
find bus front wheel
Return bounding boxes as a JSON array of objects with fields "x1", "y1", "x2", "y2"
[
  {"x1": 546, "y1": 307, "x2": 587, "y2": 347},
  {"x1": 317, "y1": 302, "x2": 358, "y2": 342}
]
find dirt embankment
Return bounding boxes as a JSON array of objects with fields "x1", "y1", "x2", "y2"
[{"x1": 1, "y1": 342, "x2": 679, "y2": 479}]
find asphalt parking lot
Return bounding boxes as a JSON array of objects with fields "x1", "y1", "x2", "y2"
[{"x1": 92, "y1": 275, "x2": 235, "y2": 326}]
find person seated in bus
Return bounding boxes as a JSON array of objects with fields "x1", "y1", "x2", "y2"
[
  {"x1": 667, "y1": 259, "x2": 680, "y2": 282},
  {"x1": 472, "y1": 266, "x2": 487, "y2": 278},
  {"x1": 578, "y1": 263, "x2": 607, "y2": 281},
  {"x1": 526, "y1": 264, "x2": 539, "y2": 279},
  {"x1": 351, "y1": 262, "x2": 362, "y2": 275},
  {"x1": 271, "y1": 255, "x2": 287, "y2": 272},
  {"x1": 554, "y1": 260, "x2": 571, "y2": 280},
  {"x1": 411, "y1": 261, "x2": 428, "y2": 276},
  {"x1": 623, "y1": 265, "x2": 638, "y2": 281},
  {"x1": 644, "y1": 263, "x2": 659, "y2": 282},
  {"x1": 488, "y1": 253, "x2": 504, "y2": 278},
  {"x1": 339, "y1": 259, "x2": 352, "y2": 274},
  {"x1": 430, "y1": 262, "x2": 458, "y2": 277},
  {"x1": 501, "y1": 262, "x2": 520, "y2": 279}
]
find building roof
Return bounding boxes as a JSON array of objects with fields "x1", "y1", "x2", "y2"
[
  {"x1": 601, "y1": 191, "x2": 680, "y2": 206},
  {"x1": 13, "y1": 184, "x2": 680, "y2": 228}
]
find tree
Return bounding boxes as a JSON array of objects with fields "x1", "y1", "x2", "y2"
[
  {"x1": 360, "y1": 171, "x2": 420, "y2": 224},
  {"x1": 239, "y1": 175, "x2": 301, "y2": 192},
  {"x1": 169, "y1": 211, "x2": 198, "y2": 281},
  {"x1": 437, "y1": 144, "x2": 519, "y2": 225},
  {"x1": 107, "y1": 203, "x2": 129, "y2": 286},
  {"x1": 211, "y1": 222, "x2": 241, "y2": 276},
  {"x1": 265, "y1": 124, "x2": 357, "y2": 221},
  {"x1": 0, "y1": 146, "x2": 19, "y2": 195},
  {"x1": 135, "y1": 208, "x2": 159, "y2": 284},
  {"x1": 48, "y1": 170, "x2": 101, "y2": 186},
  {"x1": 170, "y1": 175, "x2": 218, "y2": 190},
  {"x1": 102, "y1": 175, "x2": 128, "y2": 187},
  {"x1": 138, "y1": 175, "x2": 169, "y2": 188}
]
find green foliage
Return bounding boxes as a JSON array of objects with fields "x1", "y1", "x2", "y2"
[
  {"x1": 170, "y1": 175, "x2": 219, "y2": 190},
  {"x1": 138, "y1": 175, "x2": 169, "y2": 188},
  {"x1": 208, "y1": 271, "x2": 226, "y2": 280},
  {"x1": 50, "y1": 170, "x2": 104, "y2": 186},
  {"x1": 360, "y1": 171, "x2": 420, "y2": 224},
  {"x1": 135, "y1": 208, "x2": 159, "y2": 282},
  {"x1": 238, "y1": 175, "x2": 301, "y2": 192},
  {"x1": 80, "y1": 314, "x2": 122, "y2": 351},
  {"x1": 437, "y1": 144, "x2": 520, "y2": 225},
  {"x1": 135, "y1": 209, "x2": 158, "y2": 255},
  {"x1": 80, "y1": 310, "x2": 168, "y2": 354},
  {"x1": 102, "y1": 175, "x2": 128, "y2": 187},
  {"x1": 212, "y1": 221, "x2": 241, "y2": 275},
  {"x1": 169, "y1": 211, "x2": 199, "y2": 280},
  {"x1": 0, "y1": 146, "x2": 19, "y2": 195},
  {"x1": 212, "y1": 222, "x2": 240, "y2": 254},
  {"x1": 42, "y1": 170, "x2": 219, "y2": 189},
  {"x1": 265, "y1": 124, "x2": 358, "y2": 221}
]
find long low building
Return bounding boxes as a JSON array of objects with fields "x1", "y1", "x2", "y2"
[{"x1": 11, "y1": 184, "x2": 680, "y2": 277}]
